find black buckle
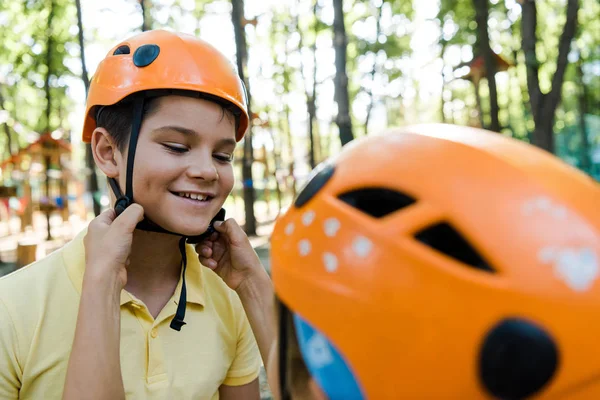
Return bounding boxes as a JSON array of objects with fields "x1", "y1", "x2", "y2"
[{"x1": 114, "y1": 196, "x2": 131, "y2": 216}]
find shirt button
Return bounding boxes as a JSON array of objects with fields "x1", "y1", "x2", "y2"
[{"x1": 151, "y1": 328, "x2": 158, "y2": 338}]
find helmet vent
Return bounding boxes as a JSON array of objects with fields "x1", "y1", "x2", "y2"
[
  {"x1": 414, "y1": 222, "x2": 494, "y2": 272},
  {"x1": 294, "y1": 163, "x2": 336, "y2": 208},
  {"x1": 338, "y1": 188, "x2": 416, "y2": 218},
  {"x1": 113, "y1": 45, "x2": 131, "y2": 55}
]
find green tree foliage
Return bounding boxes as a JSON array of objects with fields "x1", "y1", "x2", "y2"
[
  {"x1": 0, "y1": 0, "x2": 77, "y2": 144},
  {"x1": 349, "y1": 0, "x2": 413, "y2": 134}
]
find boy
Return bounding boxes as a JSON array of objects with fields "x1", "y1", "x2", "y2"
[{"x1": 0, "y1": 30, "x2": 274, "y2": 399}]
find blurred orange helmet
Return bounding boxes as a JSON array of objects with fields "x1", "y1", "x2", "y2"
[
  {"x1": 271, "y1": 124, "x2": 600, "y2": 400},
  {"x1": 82, "y1": 29, "x2": 249, "y2": 143}
]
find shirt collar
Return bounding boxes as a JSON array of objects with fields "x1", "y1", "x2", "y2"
[{"x1": 62, "y1": 227, "x2": 205, "y2": 307}]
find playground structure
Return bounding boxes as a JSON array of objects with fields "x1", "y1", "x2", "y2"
[
  {"x1": 453, "y1": 52, "x2": 513, "y2": 129},
  {"x1": 0, "y1": 132, "x2": 77, "y2": 238}
]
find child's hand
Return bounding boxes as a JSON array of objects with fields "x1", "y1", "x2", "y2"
[
  {"x1": 195, "y1": 218, "x2": 266, "y2": 292},
  {"x1": 83, "y1": 204, "x2": 144, "y2": 290}
]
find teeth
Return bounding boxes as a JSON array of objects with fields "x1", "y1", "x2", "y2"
[{"x1": 177, "y1": 192, "x2": 208, "y2": 201}]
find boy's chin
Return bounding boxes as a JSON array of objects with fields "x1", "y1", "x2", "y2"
[
  {"x1": 169, "y1": 221, "x2": 211, "y2": 238},
  {"x1": 143, "y1": 213, "x2": 212, "y2": 238}
]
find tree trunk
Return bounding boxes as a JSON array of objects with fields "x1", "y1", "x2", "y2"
[
  {"x1": 364, "y1": 2, "x2": 383, "y2": 135},
  {"x1": 231, "y1": 0, "x2": 257, "y2": 236},
  {"x1": 307, "y1": 89, "x2": 317, "y2": 169},
  {"x1": 279, "y1": 111, "x2": 296, "y2": 198},
  {"x1": 521, "y1": 0, "x2": 579, "y2": 153},
  {"x1": 332, "y1": 0, "x2": 354, "y2": 146},
  {"x1": 0, "y1": 90, "x2": 14, "y2": 158},
  {"x1": 265, "y1": 124, "x2": 283, "y2": 216},
  {"x1": 45, "y1": 4, "x2": 54, "y2": 134},
  {"x1": 576, "y1": 55, "x2": 591, "y2": 171},
  {"x1": 297, "y1": 2, "x2": 319, "y2": 169},
  {"x1": 44, "y1": 0, "x2": 55, "y2": 240},
  {"x1": 310, "y1": 2, "x2": 320, "y2": 166},
  {"x1": 278, "y1": 24, "x2": 297, "y2": 197},
  {"x1": 440, "y1": 41, "x2": 448, "y2": 123},
  {"x1": 474, "y1": 79, "x2": 484, "y2": 127},
  {"x1": 473, "y1": 0, "x2": 500, "y2": 131},
  {"x1": 140, "y1": 0, "x2": 150, "y2": 31},
  {"x1": 75, "y1": 0, "x2": 101, "y2": 217}
]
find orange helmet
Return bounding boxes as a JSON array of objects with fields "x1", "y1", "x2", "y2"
[
  {"x1": 82, "y1": 29, "x2": 249, "y2": 143},
  {"x1": 271, "y1": 124, "x2": 600, "y2": 399}
]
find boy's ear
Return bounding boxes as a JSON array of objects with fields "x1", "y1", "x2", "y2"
[{"x1": 91, "y1": 127, "x2": 121, "y2": 178}]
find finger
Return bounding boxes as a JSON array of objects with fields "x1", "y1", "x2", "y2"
[
  {"x1": 194, "y1": 242, "x2": 213, "y2": 258},
  {"x1": 199, "y1": 246, "x2": 212, "y2": 258},
  {"x1": 209, "y1": 231, "x2": 219, "y2": 241},
  {"x1": 197, "y1": 239, "x2": 214, "y2": 249},
  {"x1": 199, "y1": 257, "x2": 218, "y2": 269},
  {"x1": 110, "y1": 203, "x2": 144, "y2": 236},
  {"x1": 213, "y1": 218, "x2": 247, "y2": 246}
]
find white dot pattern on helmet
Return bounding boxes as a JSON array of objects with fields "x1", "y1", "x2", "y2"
[
  {"x1": 539, "y1": 246, "x2": 598, "y2": 292},
  {"x1": 323, "y1": 252, "x2": 338, "y2": 272},
  {"x1": 305, "y1": 332, "x2": 334, "y2": 369},
  {"x1": 298, "y1": 239, "x2": 311, "y2": 256},
  {"x1": 522, "y1": 196, "x2": 569, "y2": 219},
  {"x1": 302, "y1": 210, "x2": 316, "y2": 226},
  {"x1": 353, "y1": 236, "x2": 373, "y2": 257},
  {"x1": 285, "y1": 223, "x2": 295, "y2": 236},
  {"x1": 324, "y1": 218, "x2": 341, "y2": 237},
  {"x1": 551, "y1": 206, "x2": 567, "y2": 219},
  {"x1": 539, "y1": 246, "x2": 556, "y2": 263}
]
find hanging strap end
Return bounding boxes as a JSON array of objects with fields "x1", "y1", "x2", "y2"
[{"x1": 169, "y1": 318, "x2": 187, "y2": 331}]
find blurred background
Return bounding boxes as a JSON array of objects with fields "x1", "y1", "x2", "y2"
[{"x1": 0, "y1": 0, "x2": 598, "y2": 273}]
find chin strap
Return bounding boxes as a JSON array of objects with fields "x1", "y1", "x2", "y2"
[
  {"x1": 107, "y1": 94, "x2": 224, "y2": 332},
  {"x1": 170, "y1": 237, "x2": 188, "y2": 331}
]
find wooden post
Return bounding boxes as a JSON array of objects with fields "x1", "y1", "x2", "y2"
[
  {"x1": 21, "y1": 182, "x2": 33, "y2": 232},
  {"x1": 60, "y1": 178, "x2": 69, "y2": 222},
  {"x1": 261, "y1": 144, "x2": 272, "y2": 219},
  {"x1": 16, "y1": 238, "x2": 39, "y2": 268}
]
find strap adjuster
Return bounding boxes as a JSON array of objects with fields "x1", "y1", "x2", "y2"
[{"x1": 114, "y1": 196, "x2": 131, "y2": 216}]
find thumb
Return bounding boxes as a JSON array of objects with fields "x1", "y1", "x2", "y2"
[
  {"x1": 93, "y1": 208, "x2": 117, "y2": 228},
  {"x1": 110, "y1": 203, "x2": 145, "y2": 236},
  {"x1": 213, "y1": 218, "x2": 247, "y2": 246}
]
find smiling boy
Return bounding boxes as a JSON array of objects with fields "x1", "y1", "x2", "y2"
[{"x1": 0, "y1": 30, "x2": 275, "y2": 400}]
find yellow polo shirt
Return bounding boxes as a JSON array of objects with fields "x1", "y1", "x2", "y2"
[{"x1": 0, "y1": 228, "x2": 261, "y2": 399}]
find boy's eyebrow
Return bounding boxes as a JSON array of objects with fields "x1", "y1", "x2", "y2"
[
  {"x1": 153, "y1": 125, "x2": 236, "y2": 147},
  {"x1": 216, "y1": 137, "x2": 237, "y2": 148},
  {"x1": 153, "y1": 125, "x2": 197, "y2": 136}
]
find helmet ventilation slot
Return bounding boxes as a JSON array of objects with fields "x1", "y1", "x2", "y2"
[
  {"x1": 338, "y1": 188, "x2": 416, "y2": 218},
  {"x1": 113, "y1": 45, "x2": 131, "y2": 55},
  {"x1": 414, "y1": 222, "x2": 495, "y2": 273}
]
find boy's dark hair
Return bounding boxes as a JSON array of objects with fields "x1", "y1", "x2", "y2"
[{"x1": 95, "y1": 91, "x2": 243, "y2": 151}]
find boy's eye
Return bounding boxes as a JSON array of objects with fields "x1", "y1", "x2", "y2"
[
  {"x1": 162, "y1": 144, "x2": 188, "y2": 153},
  {"x1": 214, "y1": 154, "x2": 233, "y2": 162}
]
